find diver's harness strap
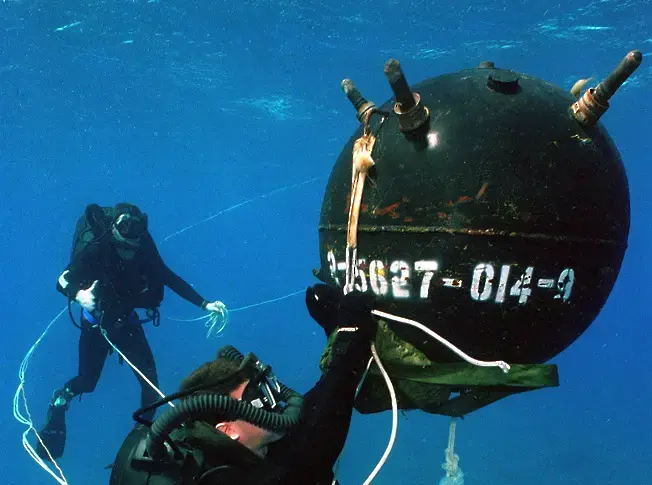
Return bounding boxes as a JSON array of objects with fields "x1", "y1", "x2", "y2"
[{"x1": 68, "y1": 303, "x2": 161, "y2": 331}]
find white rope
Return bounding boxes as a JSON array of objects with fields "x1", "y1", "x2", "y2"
[
  {"x1": 371, "y1": 309, "x2": 511, "y2": 373},
  {"x1": 13, "y1": 307, "x2": 70, "y2": 484},
  {"x1": 98, "y1": 327, "x2": 175, "y2": 408},
  {"x1": 166, "y1": 289, "x2": 304, "y2": 338},
  {"x1": 227, "y1": 290, "x2": 304, "y2": 313},
  {"x1": 361, "y1": 343, "x2": 399, "y2": 485},
  {"x1": 162, "y1": 176, "x2": 322, "y2": 242}
]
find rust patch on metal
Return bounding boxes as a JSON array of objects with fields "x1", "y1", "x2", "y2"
[
  {"x1": 374, "y1": 201, "x2": 401, "y2": 217},
  {"x1": 452, "y1": 195, "x2": 474, "y2": 205}
]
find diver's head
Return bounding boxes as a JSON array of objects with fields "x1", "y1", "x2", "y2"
[
  {"x1": 215, "y1": 380, "x2": 286, "y2": 457},
  {"x1": 179, "y1": 351, "x2": 288, "y2": 458},
  {"x1": 111, "y1": 203, "x2": 148, "y2": 259}
]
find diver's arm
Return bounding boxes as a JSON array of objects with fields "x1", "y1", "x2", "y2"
[
  {"x1": 264, "y1": 290, "x2": 376, "y2": 484},
  {"x1": 158, "y1": 262, "x2": 207, "y2": 307},
  {"x1": 148, "y1": 239, "x2": 207, "y2": 307},
  {"x1": 56, "y1": 243, "x2": 102, "y2": 300},
  {"x1": 264, "y1": 337, "x2": 370, "y2": 485}
]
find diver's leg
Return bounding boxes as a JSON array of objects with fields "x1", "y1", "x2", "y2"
[
  {"x1": 115, "y1": 323, "x2": 159, "y2": 421},
  {"x1": 37, "y1": 316, "x2": 110, "y2": 460},
  {"x1": 64, "y1": 316, "x2": 111, "y2": 398}
]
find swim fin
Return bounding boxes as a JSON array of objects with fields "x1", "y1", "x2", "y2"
[{"x1": 35, "y1": 402, "x2": 67, "y2": 461}]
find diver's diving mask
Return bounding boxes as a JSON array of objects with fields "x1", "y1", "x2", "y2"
[
  {"x1": 112, "y1": 213, "x2": 147, "y2": 247},
  {"x1": 241, "y1": 355, "x2": 283, "y2": 413}
]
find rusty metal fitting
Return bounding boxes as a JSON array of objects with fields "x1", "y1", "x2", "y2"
[
  {"x1": 392, "y1": 92, "x2": 430, "y2": 132},
  {"x1": 341, "y1": 78, "x2": 376, "y2": 123},
  {"x1": 571, "y1": 50, "x2": 643, "y2": 126},
  {"x1": 384, "y1": 59, "x2": 430, "y2": 132},
  {"x1": 571, "y1": 88, "x2": 609, "y2": 126}
]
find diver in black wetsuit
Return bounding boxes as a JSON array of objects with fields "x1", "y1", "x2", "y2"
[
  {"x1": 37, "y1": 202, "x2": 225, "y2": 462},
  {"x1": 108, "y1": 286, "x2": 377, "y2": 485}
]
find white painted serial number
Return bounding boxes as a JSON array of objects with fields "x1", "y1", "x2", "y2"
[{"x1": 326, "y1": 250, "x2": 575, "y2": 304}]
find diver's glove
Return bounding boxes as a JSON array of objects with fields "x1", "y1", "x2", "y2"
[
  {"x1": 306, "y1": 284, "x2": 344, "y2": 337},
  {"x1": 334, "y1": 290, "x2": 378, "y2": 344},
  {"x1": 204, "y1": 300, "x2": 227, "y2": 314},
  {"x1": 329, "y1": 290, "x2": 378, "y2": 373},
  {"x1": 75, "y1": 280, "x2": 99, "y2": 312}
]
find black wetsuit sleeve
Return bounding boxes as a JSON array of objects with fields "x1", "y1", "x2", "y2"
[
  {"x1": 55, "y1": 243, "x2": 103, "y2": 300},
  {"x1": 148, "y1": 238, "x2": 207, "y2": 308},
  {"x1": 158, "y1": 262, "x2": 207, "y2": 307},
  {"x1": 264, "y1": 338, "x2": 371, "y2": 485}
]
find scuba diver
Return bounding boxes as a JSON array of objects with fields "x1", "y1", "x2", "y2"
[
  {"x1": 37, "y1": 202, "x2": 225, "y2": 462},
  {"x1": 109, "y1": 285, "x2": 377, "y2": 485}
]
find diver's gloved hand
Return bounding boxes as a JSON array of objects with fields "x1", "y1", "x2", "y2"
[
  {"x1": 204, "y1": 300, "x2": 227, "y2": 314},
  {"x1": 75, "y1": 280, "x2": 99, "y2": 312},
  {"x1": 328, "y1": 290, "x2": 378, "y2": 373},
  {"x1": 334, "y1": 290, "x2": 378, "y2": 343},
  {"x1": 306, "y1": 284, "x2": 343, "y2": 337}
]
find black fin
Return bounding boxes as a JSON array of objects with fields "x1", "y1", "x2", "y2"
[{"x1": 35, "y1": 405, "x2": 67, "y2": 461}]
